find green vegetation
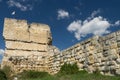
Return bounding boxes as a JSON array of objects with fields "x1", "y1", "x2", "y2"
[
  {"x1": 58, "y1": 62, "x2": 79, "y2": 75},
  {"x1": 18, "y1": 70, "x2": 50, "y2": 79},
  {"x1": 0, "y1": 70, "x2": 7, "y2": 80},
  {"x1": 18, "y1": 63, "x2": 120, "y2": 80},
  {"x1": 0, "y1": 63, "x2": 120, "y2": 80},
  {"x1": 2, "y1": 66, "x2": 13, "y2": 80},
  {"x1": 19, "y1": 70, "x2": 120, "y2": 80}
]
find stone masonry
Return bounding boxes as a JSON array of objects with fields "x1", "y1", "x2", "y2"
[
  {"x1": 61, "y1": 33, "x2": 120, "y2": 75},
  {"x1": 1, "y1": 18, "x2": 120, "y2": 76},
  {"x1": 1, "y1": 18, "x2": 60, "y2": 74}
]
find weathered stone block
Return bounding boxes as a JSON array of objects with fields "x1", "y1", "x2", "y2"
[
  {"x1": 29, "y1": 23, "x2": 50, "y2": 44},
  {"x1": 110, "y1": 43, "x2": 118, "y2": 49},
  {"x1": 103, "y1": 51, "x2": 109, "y2": 57},
  {"x1": 6, "y1": 41, "x2": 47, "y2": 51},
  {"x1": 116, "y1": 31, "x2": 120, "y2": 36},
  {"x1": 5, "y1": 50, "x2": 47, "y2": 57},
  {"x1": 117, "y1": 42, "x2": 120, "y2": 47},
  {"x1": 116, "y1": 69, "x2": 120, "y2": 75},
  {"x1": 116, "y1": 58, "x2": 120, "y2": 64},
  {"x1": 2, "y1": 18, "x2": 120, "y2": 75},
  {"x1": 106, "y1": 61, "x2": 115, "y2": 66},
  {"x1": 106, "y1": 33, "x2": 116, "y2": 39},
  {"x1": 116, "y1": 36, "x2": 120, "y2": 41},
  {"x1": 3, "y1": 18, "x2": 30, "y2": 42}
]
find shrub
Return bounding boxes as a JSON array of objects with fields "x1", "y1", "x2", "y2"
[
  {"x1": 19, "y1": 70, "x2": 50, "y2": 79},
  {"x1": 2, "y1": 66, "x2": 12, "y2": 80},
  {"x1": 59, "y1": 62, "x2": 79, "y2": 75},
  {"x1": 0, "y1": 70, "x2": 7, "y2": 80}
]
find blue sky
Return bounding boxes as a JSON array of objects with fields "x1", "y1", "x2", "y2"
[{"x1": 0, "y1": 0, "x2": 120, "y2": 55}]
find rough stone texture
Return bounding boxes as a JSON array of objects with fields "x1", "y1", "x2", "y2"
[
  {"x1": 1, "y1": 18, "x2": 120, "y2": 76},
  {"x1": 61, "y1": 32, "x2": 120, "y2": 76},
  {"x1": 1, "y1": 18, "x2": 57, "y2": 74},
  {"x1": 6, "y1": 41, "x2": 47, "y2": 51},
  {"x1": 29, "y1": 23, "x2": 51, "y2": 44},
  {"x1": 4, "y1": 50, "x2": 47, "y2": 57},
  {"x1": 3, "y1": 18, "x2": 29, "y2": 42},
  {"x1": 47, "y1": 46, "x2": 61, "y2": 74}
]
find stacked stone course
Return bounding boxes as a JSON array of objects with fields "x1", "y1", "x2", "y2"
[
  {"x1": 62, "y1": 32, "x2": 120, "y2": 75},
  {"x1": 1, "y1": 18, "x2": 120, "y2": 76},
  {"x1": 1, "y1": 18, "x2": 60, "y2": 74}
]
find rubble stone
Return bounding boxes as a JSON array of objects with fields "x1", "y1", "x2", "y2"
[{"x1": 1, "y1": 18, "x2": 120, "y2": 76}]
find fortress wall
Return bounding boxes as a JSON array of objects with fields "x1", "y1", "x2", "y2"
[
  {"x1": 1, "y1": 18, "x2": 120, "y2": 75},
  {"x1": 61, "y1": 32, "x2": 120, "y2": 75},
  {"x1": 47, "y1": 46, "x2": 61, "y2": 74}
]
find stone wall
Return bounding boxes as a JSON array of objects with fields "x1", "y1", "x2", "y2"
[
  {"x1": 1, "y1": 18, "x2": 60, "y2": 74},
  {"x1": 47, "y1": 46, "x2": 61, "y2": 74},
  {"x1": 1, "y1": 18, "x2": 120, "y2": 76},
  {"x1": 61, "y1": 32, "x2": 120, "y2": 75}
]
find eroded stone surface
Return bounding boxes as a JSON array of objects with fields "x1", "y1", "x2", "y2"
[
  {"x1": 6, "y1": 41, "x2": 47, "y2": 51},
  {"x1": 1, "y1": 18, "x2": 57, "y2": 74},
  {"x1": 61, "y1": 34, "x2": 120, "y2": 76},
  {"x1": 1, "y1": 18, "x2": 120, "y2": 76}
]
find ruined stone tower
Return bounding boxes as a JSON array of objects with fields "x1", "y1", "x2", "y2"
[
  {"x1": 1, "y1": 18, "x2": 120, "y2": 76},
  {"x1": 1, "y1": 18, "x2": 60, "y2": 74}
]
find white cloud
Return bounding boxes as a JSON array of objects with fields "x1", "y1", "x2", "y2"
[
  {"x1": 7, "y1": 0, "x2": 33, "y2": 11},
  {"x1": 91, "y1": 9, "x2": 101, "y2": 18},
  {"x1": 57, "y1": 9, "x2": 69, "y2": 20},
  {"x1": 88, "y1": 9, "x2": 101, "y2": 20},
  {"x1": 114, "y1": 20, "x2": 120, "y2": 26},
  {"x1": 0, "y1": 49, "x2": 4, "y2": 55},
  {"x1": 67, "y1": 16, "x2": 111, "y2": 40},
  {"x1": 11, "y1": 11, "x2": 16, "y2": 15}
]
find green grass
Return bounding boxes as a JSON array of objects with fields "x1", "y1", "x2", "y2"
[
  {"x1": 19, "y1": 70, "x2": 120, "y2": 80},
  {"x1": 1, "y1": 64, "x2": 120, "y2": 80},
  {"x1": 18, "y1": 63, "x2": 120, "y2": 80}
]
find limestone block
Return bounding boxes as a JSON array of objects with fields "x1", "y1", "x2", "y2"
[
  {"x1": 87, "y1": 66, "x2": 95, "y2": 73},
  {"x1": 106, "y1": 61, "x2": 115, "y2": 66},
  {"x1": 117, "y1": 42, "x2": 120, "y2": 47},
  {"x1": 116, "y1": 36, "x2": 120, "y2": 41},
  {"x1": 116, "y1": 31, "x2": 120, "y2": 36},
  {"x1": 116, "y1": 69, "x2": 120, "y2": 75},
  {"x1": 110, "y1": 43, "x2": 118, "y2": 49},
  {"x1": 108, "y1": 54, "x2": 118, "y2": 60},
  {"x1": 103, "y1": 51, "x2": 110, "y2": 57},
  {"x1": 88, "y1": 55, "x2": 95, "y2": 64},
  {"x1": 100, "y1": 62, "x2": 106, "y2": 66},
  {"x1": 6, "y1": 41, "x2": 47, "y2": 51},
  {"x1": 117, "y1": 48, "x2": 120, "y2": 54},
  {"x1": 110, "y1": 49, "x2": 117, "y2": 54},
  {"x1": 96, "y1": 46, "x2": 102, "y2": 51},
  {"x1": 116, "y1": 58, "x2": 120, "y2": 64},
  {"x1": 103, "y1": 66, "x2": 110, "y2": 71},
  {"x1": 107, "y1": 33, "x2": 116, "y2": 39},
  {"x1": 110, "y1": 66, "x2": 116, "y2": 70},
  {"x1": 3, "y1": 18, "x2": 30, "y2": 42},
  {"x1": 29, "y1": 23, "x2": 50, "y2": 44},
  {"x1": 115, "y1": 65, "x2": 120, "y2": 69},
  {"x1": 96, "y1": 53, "x2": 103, "y2": 58},
  {"x1": 5, "y1": 50, "x2": 47, "y2": 57}
]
